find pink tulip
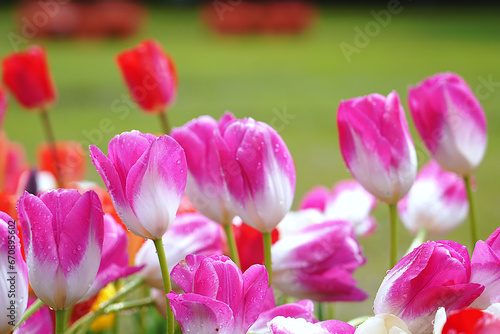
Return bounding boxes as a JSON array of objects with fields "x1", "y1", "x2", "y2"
[
  {"x1": 0, "y1": 86, "x2": 7, "y2": 128},
  {"x1": 269, "y1": 317, "x2": 355, "y2": 334},
  {"x1": 14, "y1": 299, "x2": 53, "y2": 334},
  {"x1": 1, "y1": 212, "x2": 28, "y2": 333},
  {"x1": 17, "y1": 189, "x2": 104, "y2": 310},
  {"x1": 135, "y1": 213, "x2": 223, "y2": 289},
  {"x1": 89, "y1": 130, "x2": 187, "y2": 239},
  {"x1": 80, "y1": 213, "x2": 141, "y2": 301},
  {"x1": 170, "y1": 112, "x2": 237, "y2": 224},
  {"x1": 272, "y1": 220, "x2": 367, "y2": 302},
  {"x1": 337, "y1": 91, "x2": 417, "y2": 203},
  {"x1": 216, "y1": 117, "x2": 296, "y2": 232},
  {"x1": 167, "y1": 254, "x2": 269, "y2": 334},
  {"x1": 471, "y1": 226, "x2": 500, "y2": 308},
  {"x1": 298, "y1": 180, "x2": 378, "y2": 237},
  {"x1": 409, "y1": 73, "x2": 487, "y2": 175},
  {"x1": 374, "y1": 241, "x2": 484, "y2": 334},
  {"x1": 398, "y1": 160, "x2": 468, "y2": 237},
  {"x1": 249, "y1": 299, "x2": 315, "y2": 333}
]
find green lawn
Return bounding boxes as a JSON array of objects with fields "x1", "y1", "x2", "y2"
[{"x1": 2, "y1": 4, "x2": 500, "y2": 322}]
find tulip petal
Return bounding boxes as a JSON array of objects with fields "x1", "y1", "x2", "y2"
[
  {"x1": 126, "y1": 135, "x2": 187, "y2": 239},
  {"x1": 167, "y1": 292, "x2": 235, "y2": 334},
  {"x1": 249, "y1": 299, "x2": 315, "y2": 333},
  {"x1": 171, "y1": 254, "x2": 207, "y2": 294},
  {"x1": 241, "y1": 264, "x2": 269, "y2": 332}
]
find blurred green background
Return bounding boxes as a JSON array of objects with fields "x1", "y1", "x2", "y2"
[{"x1": 2, "y1": 3, "x2": 500, "y2": 323}]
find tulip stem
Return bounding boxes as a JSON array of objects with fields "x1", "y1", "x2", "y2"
[
  {"x1": 159, "y1": 111, "x2": 171, "y2": 134},
  {"x1": 464, "y1": 175, "x2": 478, "y2": 247},
  {"x1": 40, "y1": 108, "x2": 63, "y2": 187},
  {"x1": 153, "y1": 238, "x2": 175, "y2": 334},
  {"x1": 262, "y1": 232, "x2": 273, "y2": 286},
  {"x1": 55, "y1": 309, "x2": 67, "y2": 334},
  {"x1": 223, "y1": 223, "x2": 241, "y2": 268},
  {"x1": 68, "y1": 276, "x2": 145, "y2": 334},
  {"x1": 103, "y1": 297, "x2": 155, "y2": 314},
  {"x1": 10, "y1": 298, "x2": 44, "y2": 331},
  {"x1": 406, "y1": 228, "x2": 428, "y2": 255},
  {"x1": 389, "y1": 203, "x2": 398, "y2": 268}
]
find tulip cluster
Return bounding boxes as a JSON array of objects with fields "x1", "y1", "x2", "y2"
[{"x1": 0, "y1": 38, "x2": 494, "y2": 334}]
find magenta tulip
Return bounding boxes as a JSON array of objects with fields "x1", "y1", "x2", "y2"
[
  {"x1": 216, "y1": 117, "x2": 296, "y2": 233},
  {"x1": 167, "y1": 254, "x2": 269, "y2": 334},
  {"x1": 398, "y1": 160, "x2": 468, "y2": 237},
  {"x1": 0, "y1": 86, "x2": 7, "y2": 129},
  {"x1": 1, "y1": 212, "x2": 28, "y2": 333},
  {"x1": 409, "y1": 73, "x2": 487, "y2": 175},
  {"x1": 337, "y1": 91, "x2": 417, "y2": 203},
  {"x1": 374, "y1": 241, "x2": 484, "y2": 334},
  {"x1": 272, "y1": 220, "x2": 367, "y2": 302},
  {"x1": 135, "y1": 213, "x2": 223, "y2": 289},
  {"x1": 80, "y1": 213, "x2": 141, "y2": 301},
  {"x1": 170, "y1": 112, "x2": 237, "y2": 224},
  {"x1": 249, "y1": 299, "x2": 315, "y2": 333},
  {"x1": 471, "y1": 226, "x2": 500, "y2": 308},
  {"x1": 17, "y1": 189, "x2": 104, "y2": 310},
  {"x1": 269, "y1": 317, "x2": 355, "y2": 334},
  {"x1": 90, "y1": 130, "x2": 187, "y2": 239}
]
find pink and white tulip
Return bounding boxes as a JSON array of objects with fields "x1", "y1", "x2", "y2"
[
  {"x1": 398, "y1": 160, "x2": 468, "y2": 237},
  {"x1": 337, "y1": 91, "x2": 417, "y2": 203},
  {"x1": 17, "y1": 189, "x2": 104, "y2": 310},
  {"x1": 80, "y1": 213, "x2": 141, "y2": 301},
  {"x1": 167, "y1": 254, "x2": 269, "y2": 334},
  {"x1": 90, "y1": 130, "x2": 187, "y2": 239},
  {"x1": 409, "y1": 73, "x2": 487, "y2": 176},
  {"x1": 355, "y1": 314, "x2": 411, "y2": 334},
  {"x1": 471, "y1": 226, "x2": 500, "y2": 308},
  {"x1": 298, "y1": 180, "x2": 378, "y2": 237},
  {"x1": 135, "y1": 213, "x2": 223, "y2": 289},
  {"x1": 170, "y1": 112, "x2": 237, "y2": 224},
  {"x1": 1, "y1": 212, "x2": 28, "y2": 334},
  {"x1": 269, "y1": 317, "x2": 355, "y2": 334},
  {"x1": 216, "y1": 117, "x2": 296, "y2": 232},
  {"x1": 272, "y1": 220, "x2": 367, "y2": 302},
  {"x1": 374, "y1": 241, "x2": 484, "y2": 334}
]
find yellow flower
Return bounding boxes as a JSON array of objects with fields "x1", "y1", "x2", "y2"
[{"x1": 90, "y1": 283, "x2": 117, "y2": 332}]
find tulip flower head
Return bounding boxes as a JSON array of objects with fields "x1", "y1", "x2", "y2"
[
  {"x1": 355, "y1": 314, "x2": 411, "y2": 334},
  {"x1": 116, "y1": 39, "x2": 177, "y2": 114},
  {"x1": 409, "y1": 73, "x2": 487, "y2": 176},
  {"x1": 398, "y1": 160, "x2": 468, "y2": 237},
  {"x1": 268, "y1": 316, "x2": 355, "y2": 334},
  {"x1": 38, "y1": 141, "x2": 86, "y2": 185},
  {"x1": 90, "y1": 130, "x2": 187, "y2": 240},
  {"x1": 337, "y1": 91, "x2": 417, "y2": 204},
  {"x1": 216, "y1": 117, "x2": 296, "y2": 233},
  {"x1": 2, "y1": 46, "x2": 56, "y2": 110},
  {"x1": 374, "y1": 241, "x2": 484, "y2": 334},
  {"x1": 0, "y1": 86, "x2": 7, "y2": 128},
  {"x1": 441, "y1": 308, "x2": 500, "y2": 334},
  {"x1": 17, "y1": 189, "x2": 104, "y2": 310},
  {"x1": 167, "y1": 254, "x2": 269, "y2": 334},
  {"x1": 1, "y1": 212, "x2": 28, "y2": 333}
]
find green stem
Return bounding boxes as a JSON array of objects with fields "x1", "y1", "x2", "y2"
[
  {"x1": 158, "y1": 111, "x2": 171, "y2": 134},
  {"x1": 55, "y1": 309, "x2": 67, "y2": 334},
  {"x1": 223, "y1": 223, "x2": 241, "y2": 267},
  {"x1": 153, "y1": 238, "x2": 175, "y2": 334},
  {"x1": 40, "y1": 108, "x2": 63, "y2": 187},
  {"x1": 406, "y1": 228, "x2": 428, "y2": 255},
  {"x1": 317, "y1": 302, "x2": 324, "y2": 321},
  {"x1": 67, "y1": 276, "x2": 145, "y2": 334},
  {"x1": 11, "y1": 298, "x2": 44, "y2": 331},
  {"x1": 327, "y1": 303, "x2": 336, "y2": 320},
  {"x1": 104, "y1": 297, "x2": 155, "y2": 314},
  {"x1": 262, "y1": 232, "x2": 273, "y2": 286},
  {"x1": 464, "y1": 175, "x2": 478, "y2": 247},
  {"x1": 389, "y1": 203, "x2": 398, "y2": 268}
]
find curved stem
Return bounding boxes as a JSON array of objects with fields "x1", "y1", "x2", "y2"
[
  {"x1": 389, "y1": 203, "x2": 398, "y2": 268},
  {"x1": 55, "y1": 309, "x2": 67, "y2": 334},
  {"x1": 158, "y1": 111, "x2": 171, "y2": 134},
  {"x1": 104, "y1": 297, "x2": 155, "y2": 314},
  {"x1": 262, "y1": 232, "x2": 273, "y2": 286},
  {"x1": 40, "y1": 108, "x2": 63, "y2": 187},
  {"x1": 223, "y1": 223, "x2": 241, "y2": 268},
  {"x1": 153, "y1": 238, "x2": 175, "y2": 334},
  {"x1": 464, "y1": 175, "x2": 478, "y2": 248},
  {"x1": 11, "y1": 298, "x2": 44, "y2": 331}
]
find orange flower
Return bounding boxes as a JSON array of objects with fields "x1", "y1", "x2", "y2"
[
  {"x1": 0, "y1": 132, "x2": 28, "y2": 194},
  {"x1": 38, "y1": 141, "x2": 86, "y2": 186}
]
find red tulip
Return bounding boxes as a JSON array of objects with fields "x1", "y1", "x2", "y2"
[
  {"x1": 37, "y1": 141, "x2": 86, "y2": 185},
  {"x1": 2, "y1": 46, "x2": 56, "y2": 110},
  {"x1": 442, "y1": 308, "x2": 500, "y2": 334},
  {"x1": 116, "y1": 40, "x2": 177, "y2": 114}
]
